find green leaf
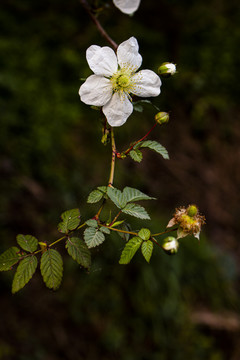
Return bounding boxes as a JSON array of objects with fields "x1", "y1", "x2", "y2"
[
  {"x1": 118, "y1": 223, "x2": 131, "y2": 242},
  {"x1": 122, "y1": 203, "x2": 150, "y2": 220},
  {"x1": 97, "y1": 186, "x2": 108, "y2": 193},
  {"x1": 122, "y1": 187, "x2": 155, "y2": 202},
  {"x1": 66, "y1": 237, "x2": 91, "y2": 269},
  {"x1": 58, "y1": 208, "x2": 80, "y2": 234},
  {"x1": 110, "y1": 220, "x2": 125, "y2": 228},
  {"x1": 0, "y1": 247, "x2": 21, "y2": 271},
  {"x1": 87, "y1": 189, "x2": 104, "y2": 204},
  {"x1": 107, "y1": 187, "x2": 127, "y2": 209},
  {"x1": 12, "y1": 256, "x2": 38, "y2": 293},
  {"x1": 16, "y1": 234, "x2": 38, "y2": 253},
  {"x1": 40, "y1": 249, "x2": 63, "y2": 290},
  {"x1": 84, "y1": 227, "x2": 105, "y2": 248},
  {"x1": 119, "y1": 237, "x2": 143, "y2": 264},
  {"x1": 140, "y1": 140, "x2": 169, "y2": 159},
  {"x1": 141, "y1": 241, "x2": 153, "y2": 263},
  {"x1": 138, "y1": 228, "x2": 151, "y2": 240},
  {"x1": 129, "y1": 149, "x2": 143, "y2": 163},
  {"x1": 85, "y1": 219, "x2": 98, "y2": 228},
  {"x1": 100, "y1": 226, "x2": 111, "y2": 234}
]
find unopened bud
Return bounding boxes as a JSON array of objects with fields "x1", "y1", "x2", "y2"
[
  {"x1": 158, "y1": 62, "x2": 176, "y2": 77},
  {"x1": 162, "y1": 236, "x2": 179, "y2": 255},
  {"x1": 155, "y1": 112, "x2": 169, "y2": 125},
  {"x1": 187, "y1": 205, "x2": 198, "y2": 217}
]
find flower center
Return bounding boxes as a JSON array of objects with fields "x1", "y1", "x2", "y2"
[
  {"x1": 116, "y1": 74, "x2": 131, "y2": 88},
  {"x1": 110, "y1": 66, "x2": 136, "y2": 96}
]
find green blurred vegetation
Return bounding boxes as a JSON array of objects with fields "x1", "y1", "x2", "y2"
[{"x1": 0, "y1": 0, "x2": 240, "y2": 359}]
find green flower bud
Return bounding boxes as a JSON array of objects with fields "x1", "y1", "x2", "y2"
[
  {"x1": 162, "y1": 236, "x2": 179, "y2": 255},
  {"x1": 158, "y1": 62, "x2": 176, "y2": 77},
  {"x1": 187, "y1": 205, "x2": 198, "y2": 217},
  {"x1": 155, "y1": 112, "x2": 169, "y2": 125}
]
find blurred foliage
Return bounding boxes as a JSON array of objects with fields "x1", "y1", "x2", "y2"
[{"x1": 0, "y1": 0, "x2": 240, "y2": 359}]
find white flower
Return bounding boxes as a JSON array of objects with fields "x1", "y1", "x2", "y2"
[
  {"x1": 79, "y1": 37, "x2": 161, "y2": 127},
  {"x1": 113, "y1": 0, "x2": 141, "y2": 14},
  {"x1": 158, "y1": 62, "x2": 176, "y2": 76}
]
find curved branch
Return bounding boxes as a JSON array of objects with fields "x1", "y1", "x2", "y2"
[{"x1": 79, "y1": 0, "x2": 118, "y2": 50}]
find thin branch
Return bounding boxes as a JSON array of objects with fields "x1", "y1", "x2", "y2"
[
  {"x1": 108, "y1": 128, "x2": 116, "y2": 187},
  {"x1": 79, "y1": 0, "x2": 118, "y2": 50}
]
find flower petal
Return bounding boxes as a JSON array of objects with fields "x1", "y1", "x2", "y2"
[
  {"x1": 117, "y1": 37, "x2": 142, "y2": 71},
  {"x1": 131, "y1": 70, "x2": 161, "y2": 97},
  {"x1": 103, "y1": 92, "x2": 133, "y2": 126},
  {"x1": 113, "y1": 0, "x2": 141, "y2": 14},
  {"x1": 86, "y1": 45, "x2": 118, "y2": 77},
  {"x1": 79, "y1": 75, "x2": 112, "y2": 106}
]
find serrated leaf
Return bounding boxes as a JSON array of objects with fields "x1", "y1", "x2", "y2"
[
  {"x1": 97, "y1": 186, "x2": 108, "y2": 193},
  {"x1": 100, "y1": 226, "x2": 111, "y2": 234},
  {"x1": 66, "y1": 237, "x2": 91, "y2": 269},
  {"x1": 122, "y1": 203, "x2": 150, "y2": 220},
  {"x1": 141, "y1": 241, "x2": 153, "y2": 263},
  {"x1": 129, "y1": 149, "x2": 143, "y2": 163},
  {"x1": 107, "y1": 187, "x2": 127, "y2": 209},
  {"x1": 85, "y1": 219, "x2": 98, "y2": 228},
  {"x1": 119, "y1": 237, "x2": 143, "y2": 264},
  {"x1": 140, "y1": 140, "x2": 169, "y2": 159},
  {"x1": 12, "y1": 256, "x2": 38, "y2": 293},
  {"x1": 0, "y1": 247, "x2": 21, "y2": 271},
  {"x1": 40, "y1": 249, "x2": 63, "y2": 290},
  {"x1": 16, "y1": 234, "x2": 38, "y2": 253},
  {"x1": 84, "y1": 227, "x2": 105, "y2": 248},
  {"x1": 123, "y1": 187, "x2": 155, "y2": 202},
  {"x1": 87, "y1": 190, "x2": 104, "y2": 204},
  {"x1": 138, "y1": 228, "x2": 151, "y2": 240},
  {"x1": 58, "y1": 208, "x2": 80, "y2": 234}
]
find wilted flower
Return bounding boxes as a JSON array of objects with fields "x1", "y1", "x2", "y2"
[
  {"x1": 79, "y1": 37, "x2": 161, "y2": 127},
  {"x1": 113, "y1": 0, "x2": 141, "y2": 14},
  {"x1": 167, "y1": 205, "x2": 205, "y2": 240},
  {"x1": 162, "y1": 236, "x2": 179, "y2": 255}
]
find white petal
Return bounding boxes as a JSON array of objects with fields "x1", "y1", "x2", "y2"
[
  {"x1": 117, "y1": 37, "x2": 142, "y2": 70},
  {"x1": 113, "y1": 0, "x2": 141, "y2": 14},
  {"x1": 79, "y1": 75, "x2": 112, "y2": 106},
  {"x1": 86, "y1": 45, "x2": 118, "y2": 77},
  {"x1": 103, "y1": 92, "x2": 133, "y2": 126},
  {"x1": 131, "y1": 70, "x2": 161, "y2": 97}
]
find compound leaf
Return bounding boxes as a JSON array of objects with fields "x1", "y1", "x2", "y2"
[
  {"x1": 0, "y1": 247, "x2": 21, "y2": 271},
  {"x1": 66, "y1": 237, "x2": 91, "y2": 269},
  {"x1": 84, "y1": 227, "x2": 105, "y2": 248},
  {"x1": 58, "y1": 208, "x2": 80, "y2": 234},
  {"x1": 87, "y1": 190, "x2": 104, "y2": 204},
  {"x1": 129, "y1": 149, "x2": 143, "y2": 163},
  {"x1": 12, "y1": 256, "x2": 38, "y2": 293},
  {"x1": 16, "y1": 234, "x2": 38, "y2": 253},
  {"x1": 107, "y1": 187, "x2": 127, "y2": 209},
  {"x1": 138, "y1": 228, "x2": 151, "y2": 240},
  {"x1": 122, "y1": 187, "x2": 155, "y2": 202},
  {"x1": 141, "y1": 240, "x2": 153, "y2": 263},
  {"x1": 40, "y1": 249, "x2": 63, "y2": 290},
  {"x1": 119, "y1": 237, "x2": 143, "y2": 264},
  {"x1": 140, "y1": 140, "x2": 169, "y2": 160},
  {"x1": 122, "y1": 203, "x2": 150, "y2": 220}
]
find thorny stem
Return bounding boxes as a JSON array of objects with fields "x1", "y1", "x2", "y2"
[
  {"x1": 79, "y1": 0, "x2": 118, "y2": 51},
  {"x1": 124, "y1": 122, "x2": 158, "y2": 155},
  {"x1": 108, "y1": 127, "x2": 116, "y2": 187}
]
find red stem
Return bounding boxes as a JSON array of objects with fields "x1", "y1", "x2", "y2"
[{"x1": 124, "y1": 122, "x2": 157, "y2": 155}]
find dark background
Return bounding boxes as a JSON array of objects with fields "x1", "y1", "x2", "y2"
[{"x1": 0, "y1": 0, "x2": 240, "y2": 358}]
